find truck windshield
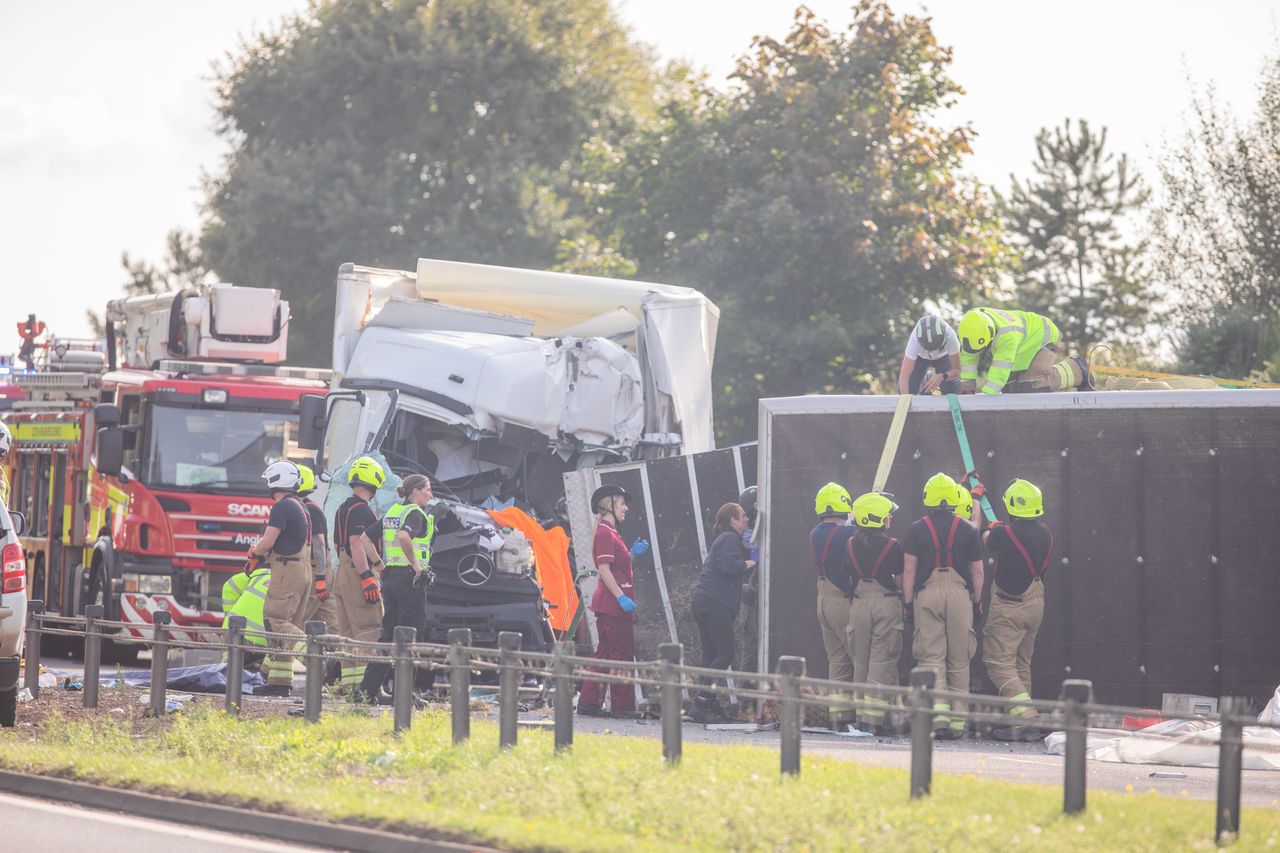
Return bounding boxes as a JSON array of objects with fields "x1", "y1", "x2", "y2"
[{"x1": 141, "y1": 404, "x2": 298, "y2": 493}]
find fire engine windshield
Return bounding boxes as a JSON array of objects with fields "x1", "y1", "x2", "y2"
[{"x1": 142, "y1": 404, "x2": 297, "y2": 493}]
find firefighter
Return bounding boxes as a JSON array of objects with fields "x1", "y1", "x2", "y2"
[
  {"x1": 297, "y1": 464, "x2": 337, "y2": 632},
  {"x1": 902, "y1": 473, "x2": 985, "y2": 739},
  {"x1": 249, "y1": 461, "x2": 314, "y2": 697},
  {"x1": 957, "y1": 307, "x2": 1090, "y2": 395},
  {"x1": 810, "y1": 482, "x2": 858, "y2": 730},
  {"x1": 845, "y1": 491, "x2": 904, "y2": 735},
  {"x1": 983, "y1": 479, "x2": 1054, "y2": 741},
  {"x1": 898, "y1": 314, "x2": 962, "y2": 395},
  {"x1": 222, "y1": 559, "x2": 269, "y2": 672},
  {"x1": 578, "y1": 484, "x2": 649, "y2": 717},
  {"x1": 357, "y1": 473, "x2": 436, "y2": 704},
  {"x1": 221, "y1": 568, "x2": 250, "y2": 612},
  {"x1": 332, "y1": 456, "x2": 387, "y2": 694},
  {"x1": 0, "y1": 420, "x2": 10, "y2": 507}
]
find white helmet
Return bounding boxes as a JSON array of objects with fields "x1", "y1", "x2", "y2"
[
  {"x1": 0, "y1": 421, "x2": 9, "y2": 461},
  {"x1": 261, "y1": 460, "x2": 301, "y2": 492}
]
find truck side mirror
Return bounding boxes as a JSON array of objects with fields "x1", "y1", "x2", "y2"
[
  {"x1": 94, "y1": 403, "x2": 121, "y2": 428},
  {"x1": 96, "y1": 427, "x2": 125, "y2": 477},
  {"x1": 297, "y1": 394, "x2": 327, "y2": 450}
]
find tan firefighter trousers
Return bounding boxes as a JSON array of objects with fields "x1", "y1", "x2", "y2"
[
  {"x1": 912, "y1": 568, "x2": 976, "y2": 733},
  {"x1": 261, "y1": 552, "x2": 312, "y2": 688},
  {"x1": 1008, "y1": 345, "x2": 1082, "y2": 392},
  {"x1": 847, "y1": 579, "x2": 902, "y2": 726},
  {"x1": 817, "y1": 578, "x2": 856, "y2": 725},
  {"x1": 304, "y1": 543, "x2": 339, "y2": 632},
  {"x1": 983, "y1": 579, "x2": 1044, "y2": 718},
  {"x1": 332, "y1": 551, "x2": 385, "y2": 691}
]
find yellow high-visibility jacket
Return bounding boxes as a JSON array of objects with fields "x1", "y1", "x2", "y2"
[{"x1": 960, "y1": 308, "x2": 1060, "y2": 394}]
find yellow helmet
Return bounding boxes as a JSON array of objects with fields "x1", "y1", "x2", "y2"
[
  {"x1": 922, "y1": 472, "x2": 960, "y2": 510},
  {"x1": 958, "y1": 309, "x2": 995, "y2": 354},
  {"x1": 296, "y1": 463, "x2": 316, "y2": 496},
  {"x1": 1003, "y1": 478, "x2": 1044, "y2": 518},
  {"x1": 851, "y1": 492, "x2": 898, "y2": 529},
  {"x1": 954, "y1": 484, "x2": 973, "y2": 519},
  {"x1": 814, "y1": 482, "x2": 853, "y2": 517},
  {"x1": 347, "y1": 456, "x2": 386, "y2": 491}
]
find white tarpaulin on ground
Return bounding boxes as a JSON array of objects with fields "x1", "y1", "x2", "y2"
[{"x1": 1044, "y1": 685, "x2": 1280, "y2": 770}]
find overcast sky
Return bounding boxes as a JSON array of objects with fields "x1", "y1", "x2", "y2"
[{"x1": 2, "y1": 0, "x2": 1276, "y2": 354}]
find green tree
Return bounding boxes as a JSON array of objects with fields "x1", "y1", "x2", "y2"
[
  {"x1": 1154, "y1": 55, "x2": 1280, "y2": 379},
  {"x1": 199, "y1": 0, "x2": 658, "y2": 367},
  {"x1": 1005, "y1": 119, "x2": 1152, "y2": 352},
  {"x1": 591, "y1": 4, "x2": 1011, "y2": 442}
]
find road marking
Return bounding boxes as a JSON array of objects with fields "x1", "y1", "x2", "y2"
[{"x1": 0, "y1": 791, "x2": 316, "y2": 851}]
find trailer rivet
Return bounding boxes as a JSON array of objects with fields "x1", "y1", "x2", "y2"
[
  {"x1": 1061, "y1": 448, "x2": 1068, "y2": 457},
  {"x1": 986, "y1": 450, "x2": 994, "y2": 458},
  {"x1": 913, "y1": 450, "x2": 921, "y2": 459},
  {"x1": 1211, "y1": 555, "x2": 1218, "y2": 565},
  {"x1": 1139, "y1": 665, "x2": 1146, "y2": 675},
  {"x1": 1209, "y1": 448, "x2": 1217, "y2": 456},
  {"x1": 840, "y1": 451, "x2": 847, "y2": 460},
  {"x1": 1214, "y1": 665, "x2": 1221, "y2": 673},
  {"x1": 1136, "y1": 446, "x2": 1144, "y2": 456},
  {"x1": 1061, "y1": 556, "x2": 1069, "y2": 565},
  {"x1": 1136, "y1": 556, "x2": 1144, "y2": 564}
]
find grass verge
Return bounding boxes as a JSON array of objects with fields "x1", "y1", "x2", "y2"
[{"x1": 0, "y1": 703, "x2": 1274, "y2": 851}]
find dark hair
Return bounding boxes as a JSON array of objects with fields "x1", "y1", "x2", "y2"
[
  {"x1": 712, "y1": 502, "x2": 744, "y2": 536},
  {"x1": 397, "y1": 474, "x2": 430, "y2": 499}
]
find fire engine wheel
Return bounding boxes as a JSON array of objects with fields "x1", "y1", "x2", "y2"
[
  {"x1": 0, "y1": 688, "x2": 15, "y2": 727},
  {"x1": 86, "y1": 567, "x2": 140, "y2": 666}
]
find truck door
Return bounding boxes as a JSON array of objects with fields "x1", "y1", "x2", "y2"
[{"x1": 315, "y1": 389, "x2": 397, "y2": 478}]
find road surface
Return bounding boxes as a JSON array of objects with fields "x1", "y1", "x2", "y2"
[{"x1": 0, "y1": 791, "x2": 325, "y2": 852}]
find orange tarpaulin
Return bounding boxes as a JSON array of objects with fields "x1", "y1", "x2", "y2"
[{"x1": 486, "y1": 506, "x2": 579, "y2": 636}]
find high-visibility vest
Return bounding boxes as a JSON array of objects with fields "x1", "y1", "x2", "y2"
[
  {"x1": 381, "y1": 501, "x2": 435, "y2": 568},
  {"x1": 223, "y1": 568, "x2": 269, "y2": 647},
  {"x1": 959, "y1": 308, "x2": 1061, "y2": 394},
  {"x1": 221, "y1": 571, "x2": 250, "y2": 612}
]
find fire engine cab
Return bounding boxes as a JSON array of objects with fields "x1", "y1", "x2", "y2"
[{"x1": 4, "y1": 286, "x2": 326, "y2": 658}]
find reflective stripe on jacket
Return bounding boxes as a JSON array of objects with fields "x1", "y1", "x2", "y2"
[
  {"x1": 223, "y1": 569, "x2": 269, "y2": 647},
  {"x1": 381, "y1": 501, "x2": 435, "y2": 568},
  {"x1": 959, "y1": 308, "x2": 1060, "y2": 394}
]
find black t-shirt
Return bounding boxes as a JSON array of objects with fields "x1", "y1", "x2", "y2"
[
  {"x1": 302, "y1": 499, "x2": 327, "y2": 539},
  {"x1": 845, "y1": 532, "x2": 903, "y2": 592},
  {"x1": 267, "y1": 494, "x2": 311, "y2": 556},
  {"x1": 903, "y1": 511, "x2": 983, "y2": 590},
  {"x1": 986, "y1": 519, "x2": 1054, "y2": 596},
  {"x1": 335, "y1": 496, "x2": 380, "y2": 557},
  {"x1": 400, "y1": 505, "x2": 429, "y2": 538},
  {"x1": 809, "y1": 521, "x2": 859, "y2": 595}
]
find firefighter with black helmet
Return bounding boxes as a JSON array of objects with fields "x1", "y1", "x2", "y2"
[
  {"x1": 578, "y1": 483, "x2": 650, "y2": 717},
  {"x1": 898, "y1": 314, "x2": 961, "y2": 395}
]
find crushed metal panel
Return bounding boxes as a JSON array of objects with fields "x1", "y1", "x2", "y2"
[{"x1": 759, "y1": 390, "x2": 1280, "y2": 706}]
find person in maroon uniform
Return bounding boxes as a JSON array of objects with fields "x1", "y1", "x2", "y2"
[{"x1": 577, "y1": 484, "x2": 649, "y2": 717}]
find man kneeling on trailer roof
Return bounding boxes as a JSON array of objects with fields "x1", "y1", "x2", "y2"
[{"x1": 957, "y1": 308, "x2": 1091, "y2": 394}]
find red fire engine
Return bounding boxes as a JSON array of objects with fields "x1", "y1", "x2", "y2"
[{"x1": 3, "y1": 286, "x2": 326, "y2": 658}]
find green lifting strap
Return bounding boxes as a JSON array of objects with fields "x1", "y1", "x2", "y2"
[{"x1": 946, "y1": 393, "x2": 998, "y2": 524}]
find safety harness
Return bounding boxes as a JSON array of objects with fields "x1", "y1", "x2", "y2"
[
  {"x1": 846, "y1": 534, "x2": 898, "y2": 586},
  {"x1": 336, "y1": 497, "x2": 371, "y2": 557},
  {"x1": 921, "y1": 514, "x2": 961, "y2": 570},
  {"x1": 272, "y1": 494, "x2": 312, "y2": 557},
  {"x1": 810, "y1": 524, "x2": 841, "y2": 580},
  {"x1": 1001, "y1": 523, "x2": 1054, "y2": 580}
]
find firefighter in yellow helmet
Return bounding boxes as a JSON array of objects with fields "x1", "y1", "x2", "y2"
[
  {"x1": 297, "y1": 464, "x2": 338, "y2": 637},
  {"x1": 332, "y1": 456, "x2": 387, "y2": 694},
  {"x1": 845, "y1": 492, "x2": 904, "y2": 735},
  {"x1": 983, "y1": 479, "x2": 1054, "y2": 741},
  {"x1": 809, "y1": 482, "x2": 858, "y2": 730},
  {"x1": 902, "y1": 474, "x2": 985, "y2": 739},
  {"x1": 957, "y1": 308, "x2": 1090, "y2": 395}
]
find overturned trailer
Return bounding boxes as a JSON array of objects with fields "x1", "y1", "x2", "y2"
[{"x1": 756, "y1": 390, "x2": 1280, "y2": 707}]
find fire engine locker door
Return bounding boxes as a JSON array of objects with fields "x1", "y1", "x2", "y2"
[{"x1": 49, "y1": 453, "x2": 67, "y2": 612}]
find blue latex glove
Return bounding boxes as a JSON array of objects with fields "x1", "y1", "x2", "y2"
[
  {"x1": 629, "y1": 538, "x2": 650, "y2": 558},
  {"x1": 616, "y1": 593, "x2": 637, "y2": 614}
]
